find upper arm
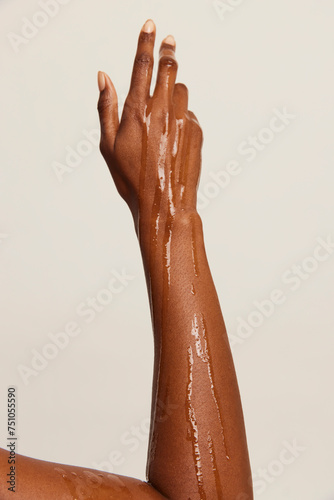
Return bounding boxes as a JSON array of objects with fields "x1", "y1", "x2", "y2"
[{"x1": 0, "y1": 448, "x2": 167, "y2": 500}]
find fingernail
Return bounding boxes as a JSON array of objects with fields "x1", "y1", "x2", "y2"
[
  {"x1": 98, "y1": 71, "x2": 106, "y2": 92},
  {"x1": 142, "y1": 19, "x2": 155, "y2": 33},
  {"x1": 162, "y1": 35, "x2": 175, "y2": 47}
]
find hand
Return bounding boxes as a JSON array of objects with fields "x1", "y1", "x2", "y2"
[{"x1": 97, "y1": 19, "x2": 203, "y2": 233}]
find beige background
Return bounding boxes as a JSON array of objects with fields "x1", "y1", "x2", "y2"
[{"x1": 1, "y1": 0, "x2": 333, "y2": 498}]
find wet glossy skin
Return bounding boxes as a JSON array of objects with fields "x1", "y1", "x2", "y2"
[
  {"x1": 0, "y1": 19, "x2": 253, "y2": 500},
  {"x1": 0, "y1": 448, "x2": 166, "y2": 499},
  {"x1": 98, "y1": 19, "x2": 253, "y2": 499}
]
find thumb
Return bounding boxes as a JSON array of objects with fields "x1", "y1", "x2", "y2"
[{"x1": 97, "y1": 71, "x2": 119, "y2": 153}]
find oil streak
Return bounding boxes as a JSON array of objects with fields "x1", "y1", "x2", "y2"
[
  {"x1": 190, "y1": 312, "x2": 229, "y2": 459},
  {"x1": 138, "y1": 104, "x2": 150, "y2": 247},
  {"x1": 191, "y1": 217, "x2": 199, "y2": 277},
  {"x1": 186, "y1": 346, "x2": 207, "y2": 500},
  {"x1": 207, "y1": 431, "x2": 223, "y2": 495},
  {"x1": 191, "y1": 313, "x2": 208, "y2": 362},
  {"x1": 179, "y1": 120, "x2": 191, "y2": 206},
  {"x1": 146, "y1": 111, "x2": 171, "y2": 468},
  {"x1": 201, "y1": 314, "x2": 229, "y2": 460}
]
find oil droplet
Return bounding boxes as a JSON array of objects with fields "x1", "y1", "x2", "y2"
[
  {"x1": 109, "y1": 474, "x2": 126, "y2": 487},
  {"x1": 54, "y1": 466, "x2": 66, "y2": 477},
  {"x1": 55, "y1": 465, "x2": 132, "y2": 498},
  {"x1": 54, "y1": 467, "x2": 80, "y2": 498},
  {"x1": 82, "y1": 470, "x2": 103, "y2": 489},
  {"x1": 105, "y1": 473, "x2": 132, "y2": 496}
]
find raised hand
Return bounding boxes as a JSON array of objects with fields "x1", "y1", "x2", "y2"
[{"x1": 97, "y1": 19, "x2": 203, "y2": 236}]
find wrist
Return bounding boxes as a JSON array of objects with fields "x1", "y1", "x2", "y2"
[
  {"x1": 137, "y1": 207, "x2": 201, "y2": 241},
  {"x1": 136, "y1": 207, "x2": 204, "y2": 275}
]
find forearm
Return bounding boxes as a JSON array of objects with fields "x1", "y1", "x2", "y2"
[{"x1": 139, "y1": 210, "x2": 253, "y2": 499}]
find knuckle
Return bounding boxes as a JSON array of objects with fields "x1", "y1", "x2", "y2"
[
  {"x1": 131, "y1": 108, "x2": 144, "y2": 126},
  {"x1": 187, "y1": 112, "x2": 203, "y2": 143},
  {"x1": 176, "y1": 83, "x2": 188, "y2": 94},
  {"x1": 194, "y1": 124, "x2": 203, "y2": 145},
  {"x1": 156, "y1": 108, "x2": 168, "y2": 122},
  {"x1": 189, "y1": 112, "x2": 200, "y2": 127},
  {"x1": 174, "y1": 83, "x2": 189, "y2": 102},
  {"x1": 99, "y1": 138, "x2": 108, "y2": 157},
  {"x1": 123, "y1": 99, "x2": 144, "y2": 124},
  {"x1": 135, "y1": 51, "x2": 152, "y2": 67},
  {"x1": 99, "y1": 136, "x2": 113, "y2": 159},
  {"x1": 148, "y1": 103, "x2": 168, "y2": 125},
  {"x1": 132, "y1": 108, "x2": 145, "y2": 125},
  {"x1": 197, "y1": 126, "x2": 204, "y2": 144},
  {"x1": 97, "y1": 95, "x2": 113, "y2": 114},
  {"x1": 159, "y1": 55, "x2": 178, "y2": 71}
]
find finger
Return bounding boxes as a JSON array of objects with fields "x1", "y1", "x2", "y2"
[
  {"x1": 178, "y1": 111, "x2": 202, "y2": 196},
  {"x1": 172, "y1": 84, "x2": 189, "y2": 189},
  {"x1": 128, "y1": 19, "x2": 156, "y2": 105},
  {"x1": 187, "y1": 110, "x2": 203, "y2": 182},
  {"x1": 173, "y1": 83, "x2": 188, "y2": 118},
  {"x1": 97, "y1": 71, "x2": 119, "y2": 152},
  {"x1": 153, "y1": 35, "x2": 178, "y2": 106},
  {"x1": 188, "y1": 110, "x2": 203, "y2": 133}
]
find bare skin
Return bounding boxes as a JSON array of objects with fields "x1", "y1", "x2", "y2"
[
  {"x1": 0, "y1": 448, "x2": 166, "y2": 499},
  {"x1": 0, "y1": 19, "x2": 253, "y2": 499}
]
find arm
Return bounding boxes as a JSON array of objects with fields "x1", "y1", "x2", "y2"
[
  {"x1": 0, "y1": 449, "x2": 166, "y2": 499},
  {"x1": 142, "y1": 211, "x2": 253, "y2": 499},
  {"x1": 98, "y1": 19, "x2": 253, "y2": 499}
]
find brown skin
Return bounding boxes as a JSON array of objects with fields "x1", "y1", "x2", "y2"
[
  {"x1": 0, "y1": 20, "x2": 253, "y2": 499},
  {"x1": 0, "y1": 448, "x2": 166, "y2": 499}
]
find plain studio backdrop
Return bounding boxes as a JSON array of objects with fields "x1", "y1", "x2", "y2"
[{"x1": 1, "y1": 1, "x2": 333, "y2": 498}]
